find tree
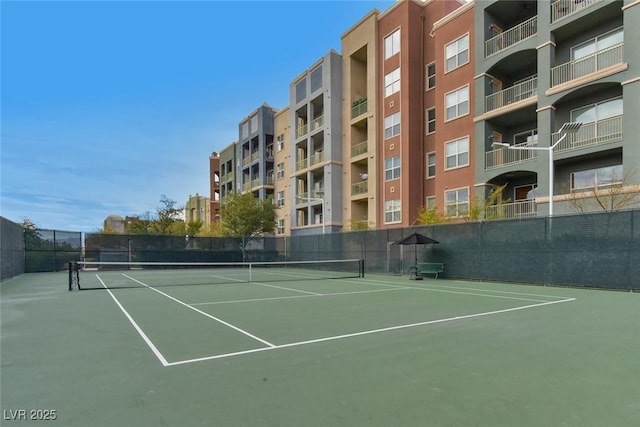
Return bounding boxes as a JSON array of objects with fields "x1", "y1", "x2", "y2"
[
  {"x1": 344, "y1": 218, "x2": 372, "y2": 232},
  {"x1": 416, "y1": 206, "x2": 446, "y2": 225},
  {"x1": 220, "y1": 192, "x2": 276, "y2": 238},
  {"x1": 151, "y1": 195, "x2": 184, "y2": 234},
  {"x1": 185, "y1": 220, "x2": 204, "y2": 237},
  {"x1": 566, "y1": 169, "x2": 640, "y2": 213},
  {"x1": 468, "y1": 184, "x2": 509, "y2": 220}
]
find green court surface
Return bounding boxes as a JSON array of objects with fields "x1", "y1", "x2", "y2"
[{"x1": 1, "y1": 271, "x2": 639, "y2": 426}]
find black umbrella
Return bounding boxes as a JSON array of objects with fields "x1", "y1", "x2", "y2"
[{"x1": 393, "y1": 232, "x2": 439, "y2": 273}]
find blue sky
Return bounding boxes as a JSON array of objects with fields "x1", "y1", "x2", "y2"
[{"x1": 1, "y1": 0, "x2": 394, "y2": 232}]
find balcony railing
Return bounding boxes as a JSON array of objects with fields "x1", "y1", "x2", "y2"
[
  {"x1": 242, "y1": 156, "x2": 250, "y2": 166},
  {"x1": 553, "y1": 115, "x2": 623, "y2": 153},
  {"x1": 251, "y1": 152, "x2": 259, "y2": 162},
  {"x1": 485, "y1": 200, "x2": 537, "y2": 219},
  {"x1": 351, "y1": 140, "x2": 368, "y2": 157},
  {"x1": 296, "y1": 123, "x2": 308, "y2": 139},
  {"x1": 486, "y1": 141, "x2": 538, "y2": 169},
  {"x1": 242, "y1": 182, "x2": 251, "y2": 192},
  {"x1": 251, "y1": 178, "x2": 260, "y2": 189},
  {"x1": 296, "y1": 158, "x2": 307, "y2": 171},
  {"x1": 351, "y1": 180, "x2": 368, "y2": 196},
  {"x1": 551, "y1": 43, "x2": 624, "y2": 87},
  {"x1": 310, "y1": 115, "x2": 324, "y2": 132},
  {"x1": 485, "y1": 76, "x2": 537, "y2": 112},
  {"x1": 310, "y1": 151, "x2": 324, "y2": 166},
  {"x1": 551, "y1": 0, "x2": 602, "y2": 23},
  {"x1": 351, "y1": 98, "x2": 368, "y2": 118},
  {"x1": 485, "y1": 16, "x2": 537, "y2": 57},
  {"x1": 296, "y1": 191, "x2": 324, "y2": 203}
]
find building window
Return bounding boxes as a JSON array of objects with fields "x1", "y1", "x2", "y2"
[
  {"x1": 426, "y1": 63, "x2": 435, "y2": 89},
  {"x1": 310, "y1": 66, "x2": 323, "y2": 92},
  {"x1": 276, "y1": 134, "x2": 285, "y2": 151},
  {"x1": 241, "y1": 121, "x2": 249, "y2": 138},
  {"x1": 445, "y1": 34, "x2": 469, "y2": 72},
  {"x1": 385, "y1": 199, "x2": 401, "y2": 223},
  {"x1": 571, "y1": 165, "x2": 623, "y2": 192},
  {"x1": 276, "y1": 191, "x2": 285, "y2": 207},
  {"x1": 276, "y1": 162, "x2": 284, "y2": 179},
  {"x1": 384, "y1": 112, "x2": 401, "y2": 139},
  {"x1": 426, "y1": 196, "x2": 437, "y2": 211},
  {"x1": 384, "y1": 29, "x2": 401, "y2": 59},
  {"x1": 445, "y1": 137, "x2": 469, "y2": 169},
  {"x1": 296, "y1": 78, "x2": 306, "y2": 103},
  {"x1": 572, "y1": 27, "x2": 622, "y2": 60},
  {"x1": 571, "y1": 97, "x2": 623, "y2": 124},
  {"x1": 277, "y1": 219, "x2": 285, "y2": 235},
  {"x1": 384, "y1": 68, "x2": 401, "y2": 97},
  {"x1": 445, "y1": 187, "x2": 469, "y2": 217},
  {"x1": 385, "y1": 156, "x2": 401, "y2": 181},
  {"x1": 250, "y1": 115, "x2": 258, "y2": 134},
  {"x1": 445, "y1": 86, "x2": 469, "y2": 121},
  {"x1": 514, "y1": 129, "x2": 538, "y2": 146},
  {"x1": 427, "y1": 152, "x2": 436, "y2": 178},
  {"x1": 426, "y1": 108, "x2": 436, "y2": 134}
]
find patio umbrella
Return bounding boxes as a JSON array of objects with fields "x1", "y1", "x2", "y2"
[{"x1": 392, "y1": 232, "x2": 439, "y2": 272}]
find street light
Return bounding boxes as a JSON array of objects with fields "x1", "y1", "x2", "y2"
[
  {"x1": 491, "y1": 122, "x2": 582, "y2": 217},
  {"x1": 297, "y1": 193, "x2": 325, "y2": 235}
]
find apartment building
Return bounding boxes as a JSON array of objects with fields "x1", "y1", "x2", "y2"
[
  {"x1": 274, "y1": 107, "x2": 292, "y2": 236},
  {"x1": 219, "y1": 141, "x2": 237, "y2": 202},
  {"x1": 289, "y1": 51, "x2": 343, "y2": 236},
  {"x1": 185, "y1": 193, "x2": 210, "y2": 226},
  {"x1": 475, "y1": 0, "x2": 640, "y2": 217},
  {"x1": 376, "y1": 0, "x2": 465, "y2": 228},
  {"x1": 208, "y1": 152, "x2": 220, "y2": 224}
]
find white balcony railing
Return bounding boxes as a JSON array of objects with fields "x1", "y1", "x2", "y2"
[
  {"x1": 485, "y1": 141, "x2": 538, "y2": 169},
  {"x1": 351, "y1": 140, "x2": 368, "y2": 157},
  {"x1": 351, "y1": 98, "x2": 368, "y2": 118},
  {"x1": 310, "y1": 151, "x2": 324, "y2": 166},
  {"x1": 553, "y1": 115, "x2": 623, "y2": 153},
  {"x1": 485, "y1": 200, "x2": 537, "y2": 219},
  {"x1": 310, "y1": 115, "x2": 324, "y2": 132},
  {"x1": 296, "y1": 123, "x2": 308, "y2": 139},
  {"x1": 296, "y1": 158, "x2": 308, "y2": 171},
  {"x1": 551, "y1": 43, "x2": 624, "y2": 87},
  {"x1": 485, "y1": 16, "x2": 537, "y2": 57},
  {"x1": 551, "y1": 0, "x2": 603, "y2": 23},
  {"x1": 485, "y1": 76, "x2": 537, "y2": 112}
]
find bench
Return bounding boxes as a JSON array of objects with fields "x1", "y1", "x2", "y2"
[{"x1": 416, "y1": 262, "x2": 445, "y2": 279}]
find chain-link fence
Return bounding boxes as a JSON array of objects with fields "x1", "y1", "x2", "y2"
[{"x1": 19, "y1": 209, "x2": 640, "y2": 289}]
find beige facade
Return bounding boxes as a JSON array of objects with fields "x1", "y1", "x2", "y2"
[
  {"x1": 185, "y1": 193, "x2": 210, "y2": 226},
  {"x1": 273, "y1": 107, "x2": 292, "y2": 236}
]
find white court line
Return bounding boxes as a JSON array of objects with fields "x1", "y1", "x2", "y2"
[
  {"x1": 95, "y1": 274, "x2": 170, "y2": 367},
  {"x1": 207, "y1": 273, "x2": 323, "y2": 296},
  {"x1": 121, "y1": 273, "x2": 275, "y2": 348},
  {"x1": 190, "y1": 286, "x2": 412, "y2": 306},
  {"x1": 166, "y1": 297, "x2": 576, "y2": 367}
]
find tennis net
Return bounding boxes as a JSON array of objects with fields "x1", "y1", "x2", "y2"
[{"x1": 68, "y1": 259, "x2": 364, "y2": 291}]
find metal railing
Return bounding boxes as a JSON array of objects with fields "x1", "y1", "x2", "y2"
[
  {"x1": 351, "y1": 180, "x2": 368, "y2": 196},
  {"x1": 486, "y1": 142, "x2": 538, "y2": 169},
  {"x1": 351, "y1": 98, "x2": 368, "y2": 118},
  {"x1": 485, "y1": 76, "x2": 537, "y2": 112},
  {"x1": 251, "y1": 178, "x2": 260, "y2": 189},
  {"x1": 296, "y1": 158, "x2": 307, "y2": 171},
  {"x1": 485, "y1": 200, "x2": 537, "y2": 219},
  {"x1": 551, "y1": 43, "x2": 624, "y2": 87},
  {"x1": 242, "y1": 156, "x2": 251, "y2": 166},
  {"x1": 553, "y1": 115, "x2": 623, "y2": 153},
  {"x1": 251, "y1": 152, "x2": 259, "y2": 162},
  {"x1": 485, "y1": 16, "x2": 537, "y2": 57},
  {"x1": 551, "y1": 0, "x2": 602, "y2": 23},
  {"x1": 351, "y1": 140, "x2": 368, "y2": 157}
]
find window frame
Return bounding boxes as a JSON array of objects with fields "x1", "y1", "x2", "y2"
[
  {"x1": 426, "y1": 152, "x2": 436, "y2": 179},
  {"x1": 384, "y1": 155, "x2": 401, "y2": 181},
  {"x1": 384, "y1": 68, "x2": 401, "y2": 97},
  {"x1": 384, "y1": 28, "x2": 401, "y2": 59},
  {"x1": 445, "y1": 33, "x2": 470, "y2": 73},
  {"x1": 426, "y1": 107, "x2": 436, "y2": 134},
  {"x1": 445, "y1": 187, "x2": 469, "y2": 218},
  {"x1": 445, "y1": 85, "x2": 469, "y2": 122},
  {"x1": 384, "y1": 199, "x2": 401, "y2": 224},
  {"x1": 384, "y1": 112, "x2": 401, "y2": 139},
  {"x1": 570, "y1": 165, "x2": 623, "y2": 192},
  {"x1": 425, "y1": 62, "x2": 436, "y2": 90},
  {"x1": 444, "y1": 136, "x2": 469, "y2": 170}
]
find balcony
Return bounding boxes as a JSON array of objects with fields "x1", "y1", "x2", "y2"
[
  {"x1": 485, "y1": 200, "x2": 537, "y2": 219},
  {"x1": 251, "y1": 152, "x2": 259, "y2": 162},
  {"x1": 296, "y1": 158, "x2": 308, "y2": 171},
  {"x1": 486, "y1": 141, "x2": 538, "y2": 169},
  {"x1": 351, "y1": 140, "x2": 368, "y2": 157},
  {"x1": 351, "y1": 97, "x2": 368, "y2": 119},
  {"x1": 485, "y1": 16, "x2": 537, "y2": 58},
  {"x1": 310, "y1": 115, "x2": 324, "y2": 132},
  {"x1": 310, "y1": 151, "x2": 324, "y2": 166},
  {"x1": 351, "y1": 180, "x2": 368, "y2": 196},
  {"x1": 551, "y1": 43, "x2": 624, "y2": 87},
  {"x1": 553, "y1": 115, "x2": 622, "y2": 153},
  {"x1": 296, "y1": 124, "x2": 308, "y2": 139},
  {"x1": 485, "y1": 76, "x2": 537, "y2": 113},
  {"x1": 551, "y1": 0, "x2": 603, "y2": 23}
]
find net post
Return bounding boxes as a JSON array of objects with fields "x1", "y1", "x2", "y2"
[
  {"x1": 68, "y1": 261, "x2": 80, "y2": 291},
  {"x1": 360, "y1": 258, "x2": 365, "y2": 278},
  {"x1": 68, "y1": 262, "x2": 73, "y2": 291}
]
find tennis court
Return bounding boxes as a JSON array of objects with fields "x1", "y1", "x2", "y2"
[{"x1": 1, "y1": 266, "x2": 639, "y2": 426}]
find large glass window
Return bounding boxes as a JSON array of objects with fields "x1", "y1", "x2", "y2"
[
  {"x1": 385, "y1": 156, "x2": 401, "y2": 181},
  {"x1": 571, "y1": 97, "x2": 623, "y2": 123},
  {"x1": 445, "y1": 86, "x2": 469, "y2": 120},
  {"x1": 445, "y1": 188, "x2": 469, "y2": 217},
  {"x1": 445, "y1": 34, "x2": 469, "y2": 72},
  {"x1": 571, "y1": 165, "x2": 623, "y2": 191},
  {"x1": 385, "y1": 68, "x2": 401, "y2": 97},
  {"x1": 572, "y1": 28, "x2": 623, "y2": 60},
  {"x1": 385, "y1": 199, "x2": 401, "y2": 223},
  {"x1": 310, "y1": 66, "x2": 323, "y2": 92},
  {"x1": 384, "y1": 112, "x2": 401, "y2": 138},
  {"x1": 385, "y1": 29, "x2": 401, "y2": 59},
  {"x1": 445, "y1": 137, "x2": 469, "y2": 169}
]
